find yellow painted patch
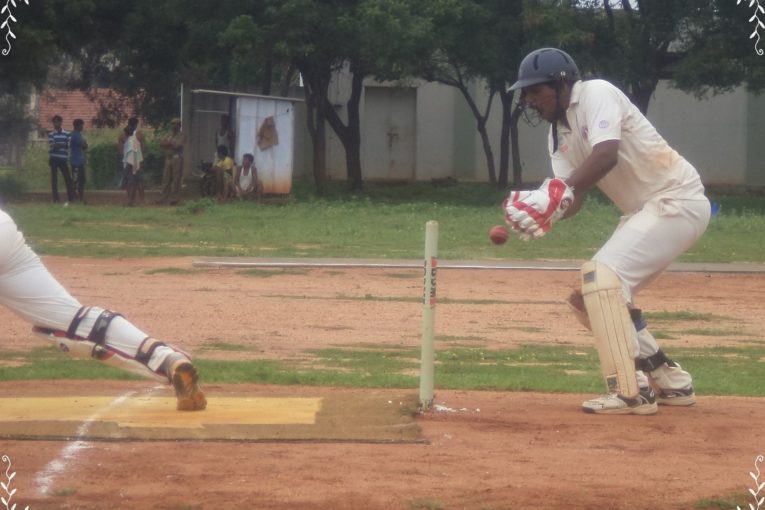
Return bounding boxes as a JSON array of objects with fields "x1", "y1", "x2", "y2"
[{"x1": 0, "y1": 397, "x2": 322, "y2": 429}]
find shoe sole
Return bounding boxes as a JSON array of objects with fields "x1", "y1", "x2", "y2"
[
  {"x1": 657, "y1": 394, "x2": 696, "y2": 406},
  {"x1": 172, "y1": 364, "x2": 208, "y2": 411},
  {"x1": 582, "y1": 402, "x2": 658, "y2": 415}
]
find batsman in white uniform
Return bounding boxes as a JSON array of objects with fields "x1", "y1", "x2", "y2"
[
  {"x1": 505, "y1": 48, "x2": 710, "y2": 415},
  {"x1": 0, "y1": 208, "x2": 207, "y2": 411}
]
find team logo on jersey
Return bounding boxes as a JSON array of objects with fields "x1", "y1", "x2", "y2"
[
  {"x1": 581, "y1": 127, "x2": 589, "y2": 140},
  {"x1": 598, "y1": 120, "x2": 610, "y2": 129}
]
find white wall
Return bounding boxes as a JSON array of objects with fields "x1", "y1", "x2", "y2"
[
  {"x1": 303, "y1": 73, "x2": 761, "y2": 186},
  {"x1": 647, "y1": 83, "x2": 749, "y2": 185}
]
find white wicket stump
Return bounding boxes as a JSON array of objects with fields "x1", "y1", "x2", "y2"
[{"x1": 420, "y1": 221, "x2": 438, "y2": 410}]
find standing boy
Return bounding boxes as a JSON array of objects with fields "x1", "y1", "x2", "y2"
[
  {"x1": 69, "y1": 119, "x2": 88, "y2": 203},
  {"x1": 48, "y1": 115, "x2": 75, "y2": 204},
  {"x1": 159, "y1": 118, "x2": 186, "y2": 205}
]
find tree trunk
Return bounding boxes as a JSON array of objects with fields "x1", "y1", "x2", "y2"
[
  {"x1": 312, "y1": 116, "x2": 327, "y2": 195},
  {"x1": 300, "y1": 66, "x2": 330, "y2": 195},
  {"x1": 279, "y1": 63, "x2": 297, "y2": 98},
  {"x1": 324, "y1": 66, "x2": 365, "y2": 191},
  {"x1": 262, "y1": 56, "x2": 273, "y2": 96},
  {"x1": 629, "y1": 81, "x2": 656, "y2": 115},
  {"x1": 497, "y1": 89, "x2": 513, "y2": 189},
  {"x1": 476, "y1": 120, "x2": 496, "y2": 185},
  {"x1": 510, "y1": 105, "x2": 523, "y2": 188},
  {"x1": 452, "y1": 79, "x2": 497, "y2": 185}
]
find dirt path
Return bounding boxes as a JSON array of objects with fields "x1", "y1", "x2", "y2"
[{"x1": 1, "y1": 256, "x2": 764, "y2": 509}]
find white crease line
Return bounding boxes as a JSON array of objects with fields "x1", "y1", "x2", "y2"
[{"x1": 34, "y1": 385, "x2": 164, "y2": 497}]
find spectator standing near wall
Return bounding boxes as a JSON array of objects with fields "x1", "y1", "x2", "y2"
[
  {"x1": 158, "y1": 118, "x2": 186, "y2": 205},
  {"x1": 215, "y1": 114, "x2": 235, "y2": 159},
  {"x1": 117, "y1": 118, "x2": 146, "y2": 200},
  {"x1": 69, "y1": 119, "x2": 88, "y2": 203},
  {"x1": 122, "y1": 125, "x2": 144, "y2": 207},
  {"x1": 48, "y1": 115, "x2": 75, "y2": 204}
]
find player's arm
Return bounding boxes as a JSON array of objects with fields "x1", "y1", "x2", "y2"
[{"x1": 559, "y1": 140, "x2": 618, "y2": 220}]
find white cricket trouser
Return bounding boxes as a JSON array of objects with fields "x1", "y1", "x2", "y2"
[
  {"x1": 593, "y1": 195, "x2": 711, "y2": 370},
  {"x1": 593, "y1": 196, "x2": 711, "y2": 303},
  {"x1": 0, "y1": 209, "x2": 177, "y2": 375}
]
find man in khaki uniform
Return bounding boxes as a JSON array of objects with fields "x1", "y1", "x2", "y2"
[{"x1": 159, "y1": 118, "x2": 186, "y2": 205}]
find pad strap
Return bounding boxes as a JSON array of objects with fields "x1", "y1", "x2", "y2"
[
  {"x1": 629, "y1": 308, "x2": 647, "y2": 331},
  {"x1": 135, "y1": 337, "x2": 167, "y2": 365},
  {"x1": 66, "y1": 306, "x2": 91, "y2": 339},
  {"x1": 89, "y1": 310, "x2": 122, "y2": 345},
  {"x1": 636, "y1": 349, "x2": 671, "y2": 372}
]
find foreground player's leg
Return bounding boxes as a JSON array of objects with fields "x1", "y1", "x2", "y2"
[
  {"x1": 631, "y1": 309, "x2": 696, "y2": 406},
  {"x1": 35, "y1": 307, "x2": 207, "y2": 411},
  {"x1": 0, "y1": 212, "x2": 206, "y2": 411},
  {"x1": 577, "y1": 261, "x2": 657, "y2": 415}
]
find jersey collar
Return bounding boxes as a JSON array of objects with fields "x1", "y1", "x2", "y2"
[
  {"x1": 556, "y1": 80, "x2": 584, "y2": 134},
  {"x1": 568, "y1": 80, "x2": 583, "y2": 107}
]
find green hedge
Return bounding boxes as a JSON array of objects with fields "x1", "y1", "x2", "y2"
[
  {"x1": 88, "y1": 140, "x2": 164, "y2": 189},
  {"x1": 0, "y1": 172, "x2": 27, "y2": 202}
]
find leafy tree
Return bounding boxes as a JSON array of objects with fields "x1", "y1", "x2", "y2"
[
  {"x1": 417, "y1": 0, "x2": 590, "y2": 188},
  {"x1": 276, "y1": 0, "x2": 432, "y2": 192},
  {"x1": 671, "y1": 0, "x2": 765, "y2": 97},
  {"x1": 325, "y1": 0, "x2": 433, "y2": 190},
  {"x1": 418, "y1": 0, "x2": 504, "y2": 185},
  {"x1": 575, "y1": 1, "x2": 765, "y2": 115}
]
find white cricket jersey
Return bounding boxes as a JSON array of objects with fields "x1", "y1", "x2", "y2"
[{"x1": 549, "y1": 80, "x2": 706, "y2": 214}]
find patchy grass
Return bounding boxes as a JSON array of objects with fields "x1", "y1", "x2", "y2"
[
  {"x1": 645, "y1": 311, "x2": 725, "y2": 322},
  {"x1": 3, "y1": 344, "x2": 765, "y2": 397},
  {"x1": 436, "y1": 334, "x2": 486, "y2": 342},
  {"x1": 409, "y1": 498, "x2": 444, "y2": 510},
  {"x1": 384, "y1": 271, "x2": 420, "y2": 279},
  {"x1": 144, "y1": 267, "x2": 193, "y2": 275},
  {"x1": 236, "y1": 268, "x2": 311, "y2": 278},
  {"x1": 199, "y1": 342, "x2": 258, "y2": 352},
  {"x1": 692, "y1": 492, "x2": 749, "y2": 508},
  {"x1": 679, "y1": 328, "x2": 752, "y2": 337},
  {"x1": 8, "y1": 182, "x2": 765, "y2": 262}
]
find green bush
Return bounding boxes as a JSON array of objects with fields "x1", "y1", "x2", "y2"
[
  {"x1": 141, "y1": 138, "x2": 164, "y2": 186},
  {"x1": 88, "y1": 139, "x2": 164, "y2": 189},
  {"x1": 0, "y1": 172, "x2": 28, "y2": 203},
  {"x1": 89, "y1": 142, "x2": 123, "y2": 189}
]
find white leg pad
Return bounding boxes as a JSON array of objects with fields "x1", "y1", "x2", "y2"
[
  {"x1": 581, "y1": 261, "x2": 640, "y2": 398},
  {"x1": 33, "y1": 326, "x2": 167, "y2": 382}
]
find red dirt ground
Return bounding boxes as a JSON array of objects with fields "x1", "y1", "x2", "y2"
[{"x1": 1, "y1": 256, "x2": 764, "y2": 509}]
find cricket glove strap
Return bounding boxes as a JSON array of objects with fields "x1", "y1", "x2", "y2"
[{"x1": 505, "y1": 178, "x2": 573, "y2": 240}]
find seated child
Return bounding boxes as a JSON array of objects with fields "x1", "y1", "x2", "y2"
[
  {"x1": 212, "y1": 145, "x2": 235, "y2": 201},
  {"x1": 234, "y1": 153, "x2": 262, "y2": 201}
]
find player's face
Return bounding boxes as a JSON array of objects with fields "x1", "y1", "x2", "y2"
[{"x1": 522, "y1": 84, "x2": 558, "y2": 123}]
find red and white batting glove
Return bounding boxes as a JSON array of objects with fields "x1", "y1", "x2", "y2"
[
  {"x1": 502, "y1": 190, "x2": 536, "y2": 240},
  {"x1": 504, "y1": 178, "x2": 574, "y2": 240}
]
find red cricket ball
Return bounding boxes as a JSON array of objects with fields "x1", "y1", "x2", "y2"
[{"x1": 489, "y1": 225, "x2": 509, "y2": 245}]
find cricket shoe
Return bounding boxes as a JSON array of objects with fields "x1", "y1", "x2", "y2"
[
  {"x1": 581, "y1": 386, "x2": 657, "y2": 415},
  {"x1": 170, "y1": 359, "x2": 207, "y2": 411},
  {"x1": 655, "y1": 386, "x2": 696, "y2": 407}
]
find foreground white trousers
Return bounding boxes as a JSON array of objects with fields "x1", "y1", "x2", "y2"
[{"x1": 0, "y1": 209, "x2": 181, "y2": 376}]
